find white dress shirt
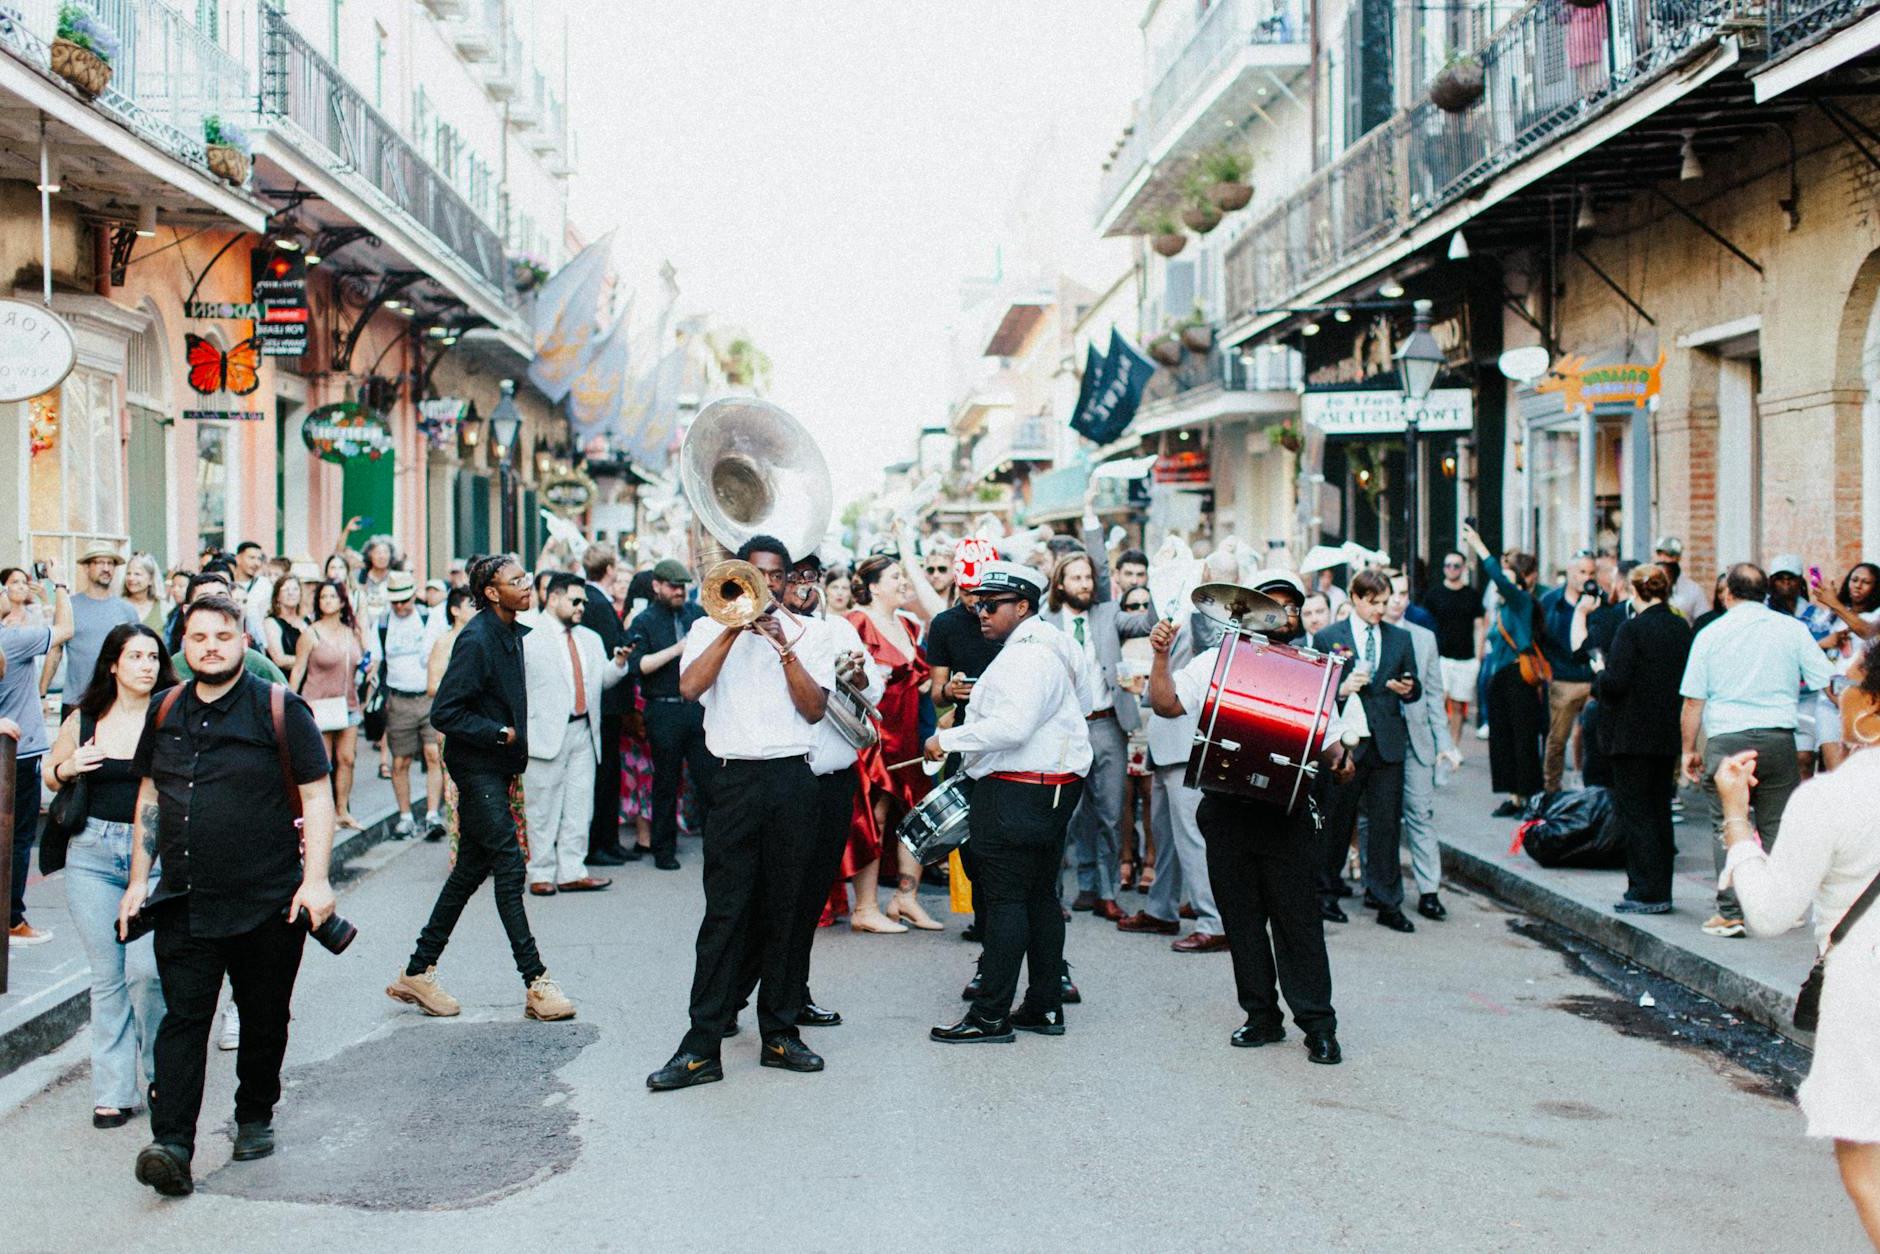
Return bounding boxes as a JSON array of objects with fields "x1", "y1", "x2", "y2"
[
  {"x1": 681, "y1": 610, "x2": 838, "y2": 760},
  {"x1": 1063, "y1": 609, "x2": 1113, "y2": 712},
  {"x1": 937, "y1": 615, "x2": 1093, "y2": 779},
  {"x1": 1350, "y1": 618, "x2": 1383, "y2": 672},
  {"x1": 380, "y1": 605, "x2": 441, "y2": 694},
  {"x1": 808, "y1": 611, "x2": 886, "y2": 776},
  {"x1": 1174, "y1": 643, "x2": 1351, "y2": 748}
]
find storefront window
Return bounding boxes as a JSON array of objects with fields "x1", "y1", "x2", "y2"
[
  {"x1": 198, "y1": 424, "x2": 231, "y2": 555},
  {"x1": 26, "y1": 366, "x2": 126, "y2": 571},
  {"x1": 1531, "y1": 423, "x2": 1582, "y2": 580}
]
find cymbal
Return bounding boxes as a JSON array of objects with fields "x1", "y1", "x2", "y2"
[{"x1": 1191, "y1": 582, "x2": 1290, "y2": 633}]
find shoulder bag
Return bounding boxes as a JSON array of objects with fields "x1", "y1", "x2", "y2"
[
  {"x1": 359, "y1": 622, "x2": 390, "y2": 742},
  {"x1": 1496, "y1": 610, "x2": 1552, "y2": 688},
  {"x1": 1794, "y1": 868, "x2": 1880, "y2": 1033},
  {"x1": 40, "y1": 710, "x2": 94, "y2": 874},
  {"x1": 302, "y1": 627, "x2": 352, "y2": 732}
]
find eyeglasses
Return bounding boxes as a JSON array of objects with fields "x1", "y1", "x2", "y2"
[
  {"x1": 970, "y1": 597, "x2": 1019, "y2": 617},
  {"x1": 502, "y1": 574, "x2": 531, "y2": 589},
  {"x1": 567, "y1": 598, "x2": 587, "y2": 608},
  {"x1": 785, "y1": 570, "x2": 821, "y2": 585}
]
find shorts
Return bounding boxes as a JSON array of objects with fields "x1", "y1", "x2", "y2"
[
  {"x1": 1439, "y1": 657, "x2": 1480, "y2": 705},
  {"x1": 385, "y1": 690, "x2": 439, "y2": 757}
]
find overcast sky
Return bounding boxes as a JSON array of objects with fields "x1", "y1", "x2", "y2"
[{"x1": 565, "y1": 0, "x2": 1142, "y2": 505}]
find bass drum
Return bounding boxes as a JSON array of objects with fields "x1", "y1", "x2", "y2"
[
  {"x1": 898, "y1": 776, "x2": 972, "y2": 865},
  {"x1": 1185, "y1": 632, "x2": 1339, "y2": 814}
]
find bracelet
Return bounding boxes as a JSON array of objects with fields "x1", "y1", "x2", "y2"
[
  {"x1": 1720, "y1": 815, "x2": 1755, "y2": 845},
  {"x1": 777, "y1": 650, "x2": 797, "y2": 668}
]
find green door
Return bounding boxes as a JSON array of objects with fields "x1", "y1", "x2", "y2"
[
  {"x1": 126, "y1": 404, "x2": 168, "y2": 558},
  {"x1": 342, "y1": 451, "x2": 397, "y2": 543}
]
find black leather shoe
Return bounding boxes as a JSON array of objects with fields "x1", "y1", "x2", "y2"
[
  {"x1": 1361, "y1": 893, "x2": 1386, "y2": 911},
  {"x1": 587, "y1": 848, "x2": 628, "y2": 867},
  {"x1": 961, "y1": 967, "x2": 985, "y2": 1000},
  {"x1": 761, "y1": 1035, "x2": 824, "y2": 1072},
  {"x1": 930, "y1": 1013, "x2": 1015, "y2": 1043},
  {"x1": 721, "y1": 1018, "x2": 740, "y2": 1038},
  {"x1": 1231, "y1": 1023, "x2": 1286, "y2": 1048},
  {"x1": 1417, "y1": 893, "x2": 1447, "y2": 921},
  {"x1": 1376, "y1": 909, "x2": 1416, "y2": 933},
  {"x1": 619, "y1": 846, "x2": 645, "y2": 862},
  {"x1": 134, "y1": 1142, "x2": 194, "y2": 1196},
  {"x1": 1492, "y1": 799, "x2": 1523, "y2": 818},
  {"x1": 796, "y1": 1001, "x2": 842, "y2": 1027},
  {"x1": 1334, "y1": 883, "x2": 1354, "y2": 899},
  {"x1": 1320, "y1": 901, "x2": 1349, "y2": 924},
  {"x1": 1060, "y1": 964, "x2": 1082, "y2": 1005},
  {"x1": 647, "y1": 1051, "x2": 724, "y2": 1091},
  {"x1": 654, "y1": 855, "x2": 681, "y2": 871},
  {"x1": 1304, "y1": 1032, "x2": 1343, "y2": 1065},
  {"x1": 1010, "y1": 1005, "x2": 1065, "y2": 1036},
  {"x1": 960, "y1": 923, "x2": 981, "y2": 943},
  {"x1": 232, "y1": 1121, "x2": 274, "y2": 1161}
]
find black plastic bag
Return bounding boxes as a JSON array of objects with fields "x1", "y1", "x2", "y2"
[{"x1": 1514, "y1": 787, "x2": 1624, "y2": 870}]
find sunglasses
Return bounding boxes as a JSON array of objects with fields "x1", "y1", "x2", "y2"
[
  {"x1": 924, "y1": 565, "x2": 951, "y2": 574},
  {"x1": 970, "y1": 597, "x2": 1019, "y2": 617}
]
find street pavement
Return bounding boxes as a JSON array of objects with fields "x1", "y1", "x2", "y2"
[{"x1": 0, "y1": 812, "x2": 1865, "y2": 1252}]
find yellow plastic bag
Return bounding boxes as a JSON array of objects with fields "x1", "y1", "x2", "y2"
[{"x1": 948, "y1": 847, "x2": 973, "y2": 915}]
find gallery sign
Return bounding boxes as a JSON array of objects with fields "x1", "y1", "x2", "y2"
[
  {"x1": 541, "y1": 472, "x2": 597, "y2": 516},
  {"x1": 252, "y1": 250, "x2": 309, "y2": 358},
  {"x1": 1302, "y1": 388, "x2": 1474, "y2": 436},
  {"x1": 1533, "y1": 351, "x2": 1664, "y2": 413},
  {"x1": 0, "y1": 299, "x2": 77, "y2": 402},
  {"x1": 302, "y1": 402, "x2": 393, "y2": 463}
]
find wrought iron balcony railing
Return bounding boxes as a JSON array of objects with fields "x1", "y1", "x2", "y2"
[{"x1": 1766, "y1": 0, "x2": 1874, "y2": 52}]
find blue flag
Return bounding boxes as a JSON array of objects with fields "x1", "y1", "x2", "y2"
[
  {"x1": 526, "y1": 234, "x2": 613, "y2": 403},
  {"x1": 1072, "y1": 330, "x2": 1154, "y2": 445}
]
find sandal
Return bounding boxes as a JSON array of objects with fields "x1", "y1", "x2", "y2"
[
  {"x1": 93, "y1": 1106, "x2": 136, "y2": 1129},
  {"x1": 1120, "y1": 862, "x2": 1137, "y2": 892}
]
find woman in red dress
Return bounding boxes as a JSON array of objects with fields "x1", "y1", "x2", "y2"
[{"x1": 841, "y1": 554, "x2": 942, "y2": 932}]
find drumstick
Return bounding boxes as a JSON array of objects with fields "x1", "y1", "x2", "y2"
[{"x1": 885, "y1": 755, "x2": 927, "y2": 772}]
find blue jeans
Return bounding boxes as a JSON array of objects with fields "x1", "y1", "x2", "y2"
[{"x1": 62, "y1": 818, "x2": 165, "y2": 1109}]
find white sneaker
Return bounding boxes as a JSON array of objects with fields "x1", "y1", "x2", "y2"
[
  {"x1": 8, "y1": 921, "x2": 53, "y2": 946},
  {"x1": 394, "y1": 814, "x2": 415, "y2": 839},
  {"x1": 1474, "y1": 724, "x2": 1491, "y2": 741},
  {"x1": 218, "y1": 1003, "x2": 241, "y2": 1051}
]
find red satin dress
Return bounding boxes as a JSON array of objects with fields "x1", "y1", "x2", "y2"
[{"x1": 827, "y1": 609, "x2": 931, "y2": 919}]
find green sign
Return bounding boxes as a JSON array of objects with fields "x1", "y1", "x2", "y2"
[{"x1": 302, "y1": 402, "x2": 394, "y2": 464}]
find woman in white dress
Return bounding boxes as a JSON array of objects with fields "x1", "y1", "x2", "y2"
[{"x1": 1716, "y1": 713, "x2": 1880, "y2": 1247}]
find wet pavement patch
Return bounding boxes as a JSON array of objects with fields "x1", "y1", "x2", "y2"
[{"x1": 205, "y1": 1020, "x2": 598, "y2": 1210}]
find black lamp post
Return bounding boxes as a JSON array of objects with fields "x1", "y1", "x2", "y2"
[
  {"x1": 1394, "y1": 298, "x2": 1444, "y2": 594},
  {"x1": 490, "y1": 379, "x2": 522, "y2": 555}
]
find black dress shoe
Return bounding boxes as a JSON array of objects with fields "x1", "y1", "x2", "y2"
[
  {"x1": 960, "y1": 967, "x2": 985, "y2": 1000},
  {"x1": 1304, "y1": 1032, "x2": 1343, "y2": 1065},
  {"x1": 761, "y1": 1035, "x2": 824, "y2": 1072},
  {"x1": 796, "y1": 1001, "x2": 842, "y2": 1027},
  {"x1": 1010, "y1": 1005, "x2": 1065, "y2": 1035},
  {"x1": 721, "y1": 1018, "x2": 740, "y2": 1038},
  {"x1": 587, "y1": 848, "x2": 628, "y2": 867},
  {"x1": 620, "y1": 846, "x2": 645, "y2": 862},
  {"x1": 647, "y1": 1051, "x2": 724, "y2": 1091},
  {"x1": 1492, "y1": 799, "x2": 1523, "y2": 818},
  {"x1": 1230, "y1": 1023, "x2": 1286, "y2": 1048},
  {"x1": 1334, "y1": 883, "x2": 1354, "y2": 899},
  {"x1": 1417, "y1": 893, "x2": 1447, "y2": 921},
  {"x1": 232, "y1": 1120, "x2": 275, "y2": 1161},
  {"x1": 1320, "y1": 901, "x2": 1349, "y2": 924},
  {"x1": 1361, "y1": 893, "x2": 1386, "y2": 911},
  {"x1": 134, "y1": 1142, "x2": 194, "y2": 1196},
  {"x1": 1376, "y1": 909, "x2": 1416, "y2": 933},
  {"x1": 960, "y1": 923, "x2": 981, "y2": 943},
  {"x1": 930, "y1": 1013, "x2": 1015, "y2": 1043},
  {"x1": 1060, "y1": 964, "x2": 1082, "y2": 1005},
  {"x1": 654, "y1": 855, "x2": 681, "y2": 871},
  {"x1": 1070, "y1": 891, "x2": 1099, "y2": 912}
]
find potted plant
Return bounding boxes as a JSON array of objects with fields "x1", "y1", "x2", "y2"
[
  {"x1": 1177, "y1": 307, "x2": 1213, "y2": 354},
  {"x1": 1180, "y1": 171, "x2": 1223, "y2": 234},
  {"x1": 1145, "y1": 210, "x2": 1188, "y2": 258},
  {"x1": 509, "y1": 253, "x2": 549, "y2": 293},
  {"x1": 202, "y1": 115, "x2": 252, "y2": 184},
  {"x1": 1200, "y1": 145, "x2": 1254, "y2": 212},
  {"x1": 1269, "y1": 419, "x2": 1303, "y2": 454},
  {"x1": 1146, "y1": 333, "x2": 1185, "y2": 368},
  {"x1": 1429, "y1": 52, "x2": 1485, "y2": 113},
  {"x1": 51, "y1": 3, "x2": 118, "y2": 99}
]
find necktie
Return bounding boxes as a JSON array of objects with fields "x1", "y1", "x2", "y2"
[
  {"x1": 1073, "y1": 616, "x2": 1086, "y2": 647},
  {"x1": 1364, "y1": 624, "x2": 1377, "y2": 669},
  {"x1": 566, "y1": 629, "x2": 587, "y2": 716}
]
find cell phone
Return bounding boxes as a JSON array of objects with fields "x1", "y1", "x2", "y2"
[
  {"x1": 1808, "y1": 565, "x2": 1823, "y2": 589},
  {"x1": 32, "y1": 560, "x2": 47, "y2": 580},
  {"x1": 116, "y1": 906, "x2": 158, "y2": 945},
  {"x1": 1464, "y1": 516, "x2": 1479, "y2": 529}
]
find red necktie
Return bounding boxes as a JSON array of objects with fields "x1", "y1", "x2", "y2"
[{"x1": 566, "y1": 630, "x2": 587, "y2": 716}]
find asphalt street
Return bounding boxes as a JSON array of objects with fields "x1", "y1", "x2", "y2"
[{"x1": 0, "y1": 828, "x2": 1865, "y2": 1252}]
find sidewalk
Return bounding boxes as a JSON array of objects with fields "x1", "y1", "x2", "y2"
[
  {"x1": 0, "y1": 742, "x2": 411, "y2": 1080},
  {"x1": 1430, "y1": 750, "x2": 1817, "y2": 1045}
]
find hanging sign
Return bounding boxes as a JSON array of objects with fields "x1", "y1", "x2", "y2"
[
  {"x1": 302, "y1": 402, "x2": 394, "y2": 463},
  {"x1": 417, "y1": 397, "x2": 470, "y2": 452},
  {"x1": 184, "y1": 334, "x2": 261, "y2": 395},
  {"x1": 1533, "y1": 351, "x2": 1664, "y2": 413},
  {"x1": 185, "y1": 299, "x2": 261, "y2": 320},
  {"x1": 541, "y1": 472, "x2": 597, "y2": 516},
  {"x1": 183, "y1": 408, "x2": 266, "y2": 421},
  {"x1": 0, "y1": 299, "x2": 77, "y2": 402},
  {"x1": 1302, "y1": 387, "x2": 1474, "y2": 435},
  {"x1": 252, "y1": 250, "x2": 309, "y2": 357}
]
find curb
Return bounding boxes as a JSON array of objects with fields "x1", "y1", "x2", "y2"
[
  {"x1": 0, "y1": 811, "x2": 405, "y2": 1083},
  {"x1": 1439, "y1": 838, "x2": 1810, "y2": 1047}
]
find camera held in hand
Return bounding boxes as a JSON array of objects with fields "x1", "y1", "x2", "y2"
[
  {"x1": 294, "y1": 907, "x2": 358, "y2": 955},
  {"x1": 1581, "y1": 578, "x2": 1603, "y2": 602}
]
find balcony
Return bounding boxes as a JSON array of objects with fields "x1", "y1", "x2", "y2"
[
  {"x1": 1095, "y1": 0, "x2": 1310, "y2": 235},
  {"x1": 447, "y1": 0, "x2": 503, "y2": 62},
  {"x1": 1224, "y1": 0, "x2": 1742, "y2": 328},
  {"x1": 1129, "y1": 343, "x2": 1300, "y2": 438},
  {"x1": 510, "y1": 67, "x2": 543, "y2": 128},
  {"x1": 1766, "y1": 0, "x2": 1875, "y2": 52},
  {"x1": 482, "y1": 28, "x2": 522, "y2": 100},
  {"x1": 421, "y1": 0, "x2": 470, "y2": 16},
  {"x1": 527, "y1": 87, "x2": 562, "y2": 154}
]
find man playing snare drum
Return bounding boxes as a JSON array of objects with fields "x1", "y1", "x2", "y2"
[{"x1": 1147, "y1": 570, "x2": 1354, "y2": 1065}]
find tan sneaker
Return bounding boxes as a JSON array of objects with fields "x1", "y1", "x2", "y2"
[
  {"x1": 386, "y1": 966, "x2": 461, "y2": 1017},
  {"x1": 525, "y1": 972, "x2": 575, "y2": 1021}
]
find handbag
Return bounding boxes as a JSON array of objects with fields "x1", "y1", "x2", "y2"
[
  {"x1": 309, "y1": 696, "x2": 351, "y2": 732},
  {"x1": 1794, "y1": 868, "x2": 1880, "y2": 1033},
  {"x1": 1497, "y1": 613, "x2": 1552, "y2": 688},
  {"x1": 40, "y1": 710, "x2": 94, "y2": 874},
  {"x1": 359, "y1": 622, "x2": 389, "y2": 742}
]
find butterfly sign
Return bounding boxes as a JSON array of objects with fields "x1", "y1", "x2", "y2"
[{"x1": 184, "y1": 333, "x2": 261, "y2": 396}]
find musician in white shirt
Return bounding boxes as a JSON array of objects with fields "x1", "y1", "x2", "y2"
[
  {"x1": 1148, "y1": 570, "x2": 1353, "y2": 1066},
  {"x1": 647, "y1": 535, "x2": 836, "y2": 1092},
  {"x1": 923, "y1": 562, "x2": 1092, "y2": 1043}
]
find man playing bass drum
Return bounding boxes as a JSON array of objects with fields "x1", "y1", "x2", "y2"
[{"x1": 1147, "y1": 570, "x2": 1354, "y2": 1065}]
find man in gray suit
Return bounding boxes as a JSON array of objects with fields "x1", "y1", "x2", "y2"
[
  {"x1": 1386, "y1": 573, "x2": 1457, "y2": 921},
  {"x1": 1045, "y1": 526, "x2": 1156, "y2": 919}
]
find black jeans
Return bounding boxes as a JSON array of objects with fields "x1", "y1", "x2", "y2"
[
  {"x1": 681, "y1": 756, "x2": 817, "y2": 1056},
  {"x1": 150, "y1": 903, "x2": 306, "y2": 1157},
  {"x1": 1487, "y1": 666, "x2": 1546, "y2": 797},
  {"x1": 589, "y1": 710, "x2": 626, "y2": 858},
  {"x1": 645, "y1": 701, "x2": 718, "y2": 859},
  {"x1": 1317, "y1": 747, "x2": 1407, "y2": 910},
  {"x1": 1199, "y1": 793, "x2": 1336, "y2": 1036},
  {"x1": 969, "y1": 776, "x2": 1083, "y2": 1022},
  {"x1": 738, "y1": 765, "x2": 857, "y2": 1015},
  {"x1": 409, "y1": 768, "x2": 545, "y2": 984},
  {"x1": 1613, "y1": 753, "x2": 1678, "y2": 904},
  {"x1": 9, "y1": 757, "x2": 39, "y2": 927}
]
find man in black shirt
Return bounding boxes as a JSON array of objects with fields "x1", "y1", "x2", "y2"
[
  {"x1": 624, "y1": 558, "x2": 716, "y2": 870},
  {"x1": 121, "y1": 596, "x2": 335, "y2": 1197},
  {"x1": 1420, "y1": 551, "x2": 1485, "y2": 756},
  {"x1": 580, "y1": 546, "x2": 632, "y2": 866},
  {"x1": 924, "y1": 557, "x2": 1003, "y2": 941}
]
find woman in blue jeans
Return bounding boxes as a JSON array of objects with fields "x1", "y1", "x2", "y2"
[{"x1": 43, "y1": 623, "x2": 175, "y2": 1128}]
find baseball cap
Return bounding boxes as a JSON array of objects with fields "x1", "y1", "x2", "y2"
[
  {"x1": 1768, "y1": 554, "x2": 1805, "y2": 579},
  {"x1": 652, "y1": 558, "x2": 693, "y2": 585},
  {"x1": 975, "y1": 561, "x2": 1046, "y2": 605},
  {"x1": 1653, "y1": 535, "x2": 1684, "y2": 558},
  {"x1": 386, "y1": 571, "x2": 416, "y2": 602},
  {"x1": 953, "y1": 536, "x2": 1000, "y2": 592}
]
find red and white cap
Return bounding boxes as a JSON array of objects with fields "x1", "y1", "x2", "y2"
[{"x1": 953, "y1": 536, "x2": 1000, "y2": 591}]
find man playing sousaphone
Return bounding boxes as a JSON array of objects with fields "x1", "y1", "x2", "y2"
[{"x1": 1147, "y1": 570, "x2": 1354, "y2": 1065}]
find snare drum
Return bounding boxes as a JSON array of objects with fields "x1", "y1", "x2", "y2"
[
  {"x1": 898, "y1": 777, "x2": 973, "y2": 865},
  {"x1": 1185, "y1": 632, "x2": 1340, "y2": 813}
]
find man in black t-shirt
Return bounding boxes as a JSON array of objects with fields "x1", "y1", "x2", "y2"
[
  {"x1": 1420, "y1": 552, "x2": 1485, "y2": 757},
  {"x1": 924, "y1": 557, "x2": 1004, "y2": 942}
]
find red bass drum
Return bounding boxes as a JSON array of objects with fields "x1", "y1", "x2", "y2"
[{"x1": 1184, "y1": 632, "x2": 1340, "y2": 814}]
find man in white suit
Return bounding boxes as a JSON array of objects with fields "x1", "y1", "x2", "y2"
[
  {"x1": 1385, "y1": 573, "x2": 1459, "y2": 921},
  {"x1": 523, "y1": 572, "x2": 629, "y2": 894}
]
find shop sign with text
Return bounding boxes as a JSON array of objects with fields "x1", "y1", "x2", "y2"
[
  {"x1": 1302, "y1": 388, "x2": 1473, "y2": 435},
  {"x1": 541, "y1": 472, "x2": 597, "y2": 515},
  {"x1": 0, "y1": 299, "x2": 76, "y2": 402},
  {"x1": 302, "y1": 402, "x2": 393, "y2": 463},
  {"x1": 252, "y1": 251, "x2": 309, "y2": 357}
]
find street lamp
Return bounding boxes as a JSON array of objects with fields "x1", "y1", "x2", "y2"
[
  {"x1": 1394, "y1": 298, "x2": 1445, "y2": 593},
  {"x1": 490, "y1": 379, "x2": 522, "y2": 554}
]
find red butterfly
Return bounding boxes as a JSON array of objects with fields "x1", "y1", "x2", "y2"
[{"x1": 185, "y1": 334, "x2": 261, "y2": 396}]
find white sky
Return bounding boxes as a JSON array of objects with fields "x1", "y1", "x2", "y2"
[{"x1": 566, "y1": 0, "x2": 1143, "y2": 506}]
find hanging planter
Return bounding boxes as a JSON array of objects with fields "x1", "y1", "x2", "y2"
[
  {"x1": 203, "y1": 115, "x2": 252, "y2": 184},
  {"x1": 1428, "y1": 56, "x2": 1484, "y2": 113},
  {"x1": 1147, "y1": 335, "x2": 1185, "y2": 368},
  {"x1": 50, "y1": 5, "x2": 119, "y2": 99},
  {"x1": 1178, "y1": 313, "x2": 1213, "y2": 353},
  {"x1": 1270, "y1": 420, "x2": 1303, "y2": 455},
  {"x1": 1145, "y1": 210, "x2": 1188, "y2": 258},
  {"x1": 1198, "y1": 145, "x2": 1254, "y2": 212},
  {"x1": 1181, "y1": 201, "x2": 1223, "y2": 234}
]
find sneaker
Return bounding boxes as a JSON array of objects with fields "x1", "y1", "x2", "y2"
[
  {"x1": 525, "y1": 972, "x2": 576, "y2": 1021},
  {"x1": 1701, "y1": 915, "x2": 1746, "y2": 938},
  {"x1": 424, "y1": 811, "x2": 445, "y2": 842},
  {"x1": 393, "y1": 814, "x2": 415, "y2": 839},
  {"x1": 1474, "y1": 724, "x2": 1491, "y2": 741},
  {"x1": 1614, "y1": 899, "x2": 1672, "y2": 915},
  {"x1": 7, "y1": 921, "x2": 52, "y2": 946},
  {"x1": 386, "y1": 966, "x2": 462, "y2": 1017},
  {"x1": 218, "y1": 1003, "x2": 241, "y2": 1051}
]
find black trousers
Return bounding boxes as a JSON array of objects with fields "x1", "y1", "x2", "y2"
[
  {"x1": 1487, "y1": 666, "x2": 1546, "y2": 797},
  {"x1": 736, "y1": 765, "x2": 857, "y2": 1016},
  {"x1": 1317, "y1": 747, "x2": 1407, "y2": 910},
  {"x1": 969, "y1": 776, "x2": 1084, "y2": 1022},
  {"x1": 646, "y1": 700, "x2": 718, "y2": 859},
  {"x1": 682, "y1": 755, "x2": 817, "y2": 1056},
  {"x1": 150, "y1": 904, "x2": 306, "y2": 1157},
  {"x1": 1613, "y1": 752, "x2": 1679, "y2": 904},
  {"x1": 8, "y1": 757, "x2": 38, "y2": 927},
  {"x1": 1580, "y1": 701, "x2": 1614, "y2": 788},
  {"x1": 409, "y1": 768, "x2": 545, "y2": 984},
  {"x1": 589, "y1": 710, "x2": 626, "y2": 858},
  {"x1": 1198, "y1": 793, "x2": 1336, "y2": 1036}
]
